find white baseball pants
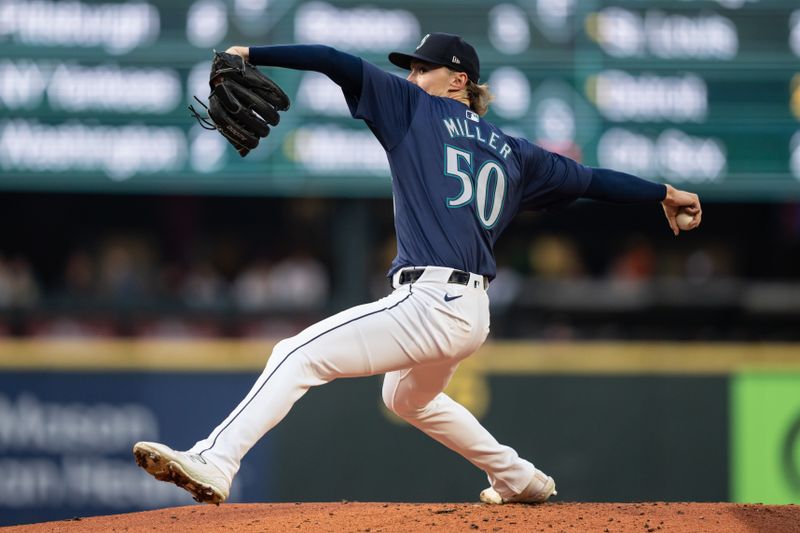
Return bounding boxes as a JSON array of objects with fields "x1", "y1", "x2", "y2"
[{"x1": 189, "y1": 266, "x2": 536, "y2": 498}]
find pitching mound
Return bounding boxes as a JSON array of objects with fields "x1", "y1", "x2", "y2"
[{"x1": 3, "y1": 502, "x2": 800, "y2": 532}]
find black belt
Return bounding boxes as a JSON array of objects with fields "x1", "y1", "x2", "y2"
[{"x1": 398, "y1": 268, "x2": 488, "y2": 289}]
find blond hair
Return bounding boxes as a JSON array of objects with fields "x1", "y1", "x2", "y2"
[
  {"x1": 466, "y1": 80, "x2": 494, "y2": 116},
  {"x1": 446, "y1": 68, "x2": 494, "y2": 116}
]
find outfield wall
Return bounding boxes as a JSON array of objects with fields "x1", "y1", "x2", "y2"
[{"x1": 0, "y1": 340, "x2": 798, "y2": 526}]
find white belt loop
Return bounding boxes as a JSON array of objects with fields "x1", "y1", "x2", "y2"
[
  {"x1": 392, "y1": 266, "x2": 422, "y2": 289},
  {"x1": 417, "y1": 266, "x2": 452, "y2": 284},
  {"x1": 469, "y1": 272, "x2": 487, "y2": 290}
]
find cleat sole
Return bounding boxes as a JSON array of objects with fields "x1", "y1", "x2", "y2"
[
  {"x1": 168, "y1": 462, "x2": 224, "y2": 505},
  {"x1": 133, "y1": 443, "x2": 225, "y2": 505},
  {"x1": 133, "y1": 447, "x2": 172, "y2": 481}
]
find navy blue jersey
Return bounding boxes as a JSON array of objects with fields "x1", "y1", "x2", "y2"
[{"x1": 346, "y1": 61, "x2": 592, "y2": 279}]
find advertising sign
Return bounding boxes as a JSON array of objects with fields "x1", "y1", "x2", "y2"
[
  {"x1": 1, "y1": 0, "x2": 799, "y2": 199},
  {"x1": 732, "y1": 373, "x2": 800, "y2": 504},
  {"x1": 0, "y1": 372, "x2": 273, "y2": 526}
]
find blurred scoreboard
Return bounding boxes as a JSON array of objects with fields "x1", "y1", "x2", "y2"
[{"x1": 1, "y1": 0, "x2": 799, "y2": 199}]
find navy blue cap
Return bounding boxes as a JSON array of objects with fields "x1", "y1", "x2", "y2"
[{"x1": 389, "y1": 32, "x2": 480, "y2": 83}]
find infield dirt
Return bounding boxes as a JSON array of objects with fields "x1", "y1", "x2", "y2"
[{"x1": 3, "y1": 502, "x2": 799, "y2": 532}]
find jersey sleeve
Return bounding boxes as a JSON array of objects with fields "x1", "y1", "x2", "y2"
[
  {"x1": 518, "y1": 139, "x2": 593, "y2": 211},
  {"x1": 583, "y1": 167, "x2": 667, "y2": 203},
  {"x1": 248, "y1": 44, "x2": 362, "y2": 97},
  {"x1": 345, "y1": 60, "x2": 422, "y2": 151}
]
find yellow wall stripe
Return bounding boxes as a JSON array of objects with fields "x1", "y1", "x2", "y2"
[{"x1": 0, "y1": 340, "x2": 798, "y2": 374}]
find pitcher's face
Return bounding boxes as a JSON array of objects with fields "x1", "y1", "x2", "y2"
[{"x1": 407, "y1": 60, "x2": 464, "y2": 97}]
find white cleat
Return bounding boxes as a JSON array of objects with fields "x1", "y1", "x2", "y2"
[
  {"x1": 133, "y1": 441, "x2": 230, "y2": 505},
  {"x1": 479, "y1": 470, "x2": 557, "y2": 504}
]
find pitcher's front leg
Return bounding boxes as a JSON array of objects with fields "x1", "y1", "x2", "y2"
[{"x1": 189, "y1": 286, "x2": 445, "y2": 481}]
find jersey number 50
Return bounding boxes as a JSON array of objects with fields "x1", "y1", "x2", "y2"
[{"x1": 444, "y1": 145, "x2": 507, "y2": 229}]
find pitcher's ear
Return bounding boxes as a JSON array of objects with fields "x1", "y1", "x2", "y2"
[{"x1": 450, "y1": 70, "x2": 468, "y2": 90}]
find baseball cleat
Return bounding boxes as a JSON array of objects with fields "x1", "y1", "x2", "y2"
[
  {"x1": 479, "y1": 470, "x2": 557, "y2": 504},
  {"x1": 133, "y1": 441, "x2": 230, "y2": 505}
]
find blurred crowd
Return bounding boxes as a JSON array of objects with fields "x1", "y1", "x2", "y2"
[
  {"x1": 0, "y1": 228, "x2": 782, "y2": 310},
  {"x1": 1, "y1": 196, "x2": 799, "y2": 339},
  {"x1": 0, "y1": 244, "x2": 329, "y2": 311},
  {"x1": 0, "y1": 256, "x2": 39, "y2": 308},
  {"x1": 0, "y1": 240, "x2": 331, "y2": 338}
]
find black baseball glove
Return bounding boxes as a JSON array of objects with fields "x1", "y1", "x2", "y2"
[{"x1": 190, "y1": 51, "x2": 290, "y2": 157}]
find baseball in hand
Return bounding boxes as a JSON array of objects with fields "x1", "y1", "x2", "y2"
[{"x1": 676, "y1": 210, "x2": 695, "y2": 231}]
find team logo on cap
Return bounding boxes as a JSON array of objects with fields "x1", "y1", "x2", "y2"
[{"x1": 416, "y1": 34, "x2": 430, "y2": 50}]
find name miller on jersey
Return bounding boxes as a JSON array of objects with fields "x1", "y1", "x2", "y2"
[{"x1": 442, "y1": 115, "x2": 513, "y2": 160}]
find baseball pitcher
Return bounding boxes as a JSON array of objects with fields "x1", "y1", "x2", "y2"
[{"x1": 134, "y1": 33, "x2": 701, "y2": 506}]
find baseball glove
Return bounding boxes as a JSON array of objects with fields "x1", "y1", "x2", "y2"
[{"x1": 189, "y1": 51, "x2": 290, "y2": 157}]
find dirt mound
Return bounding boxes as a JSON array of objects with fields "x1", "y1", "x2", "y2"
[{"x1": 3, "y1": 502, "x2": 800, "y2": 532}]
